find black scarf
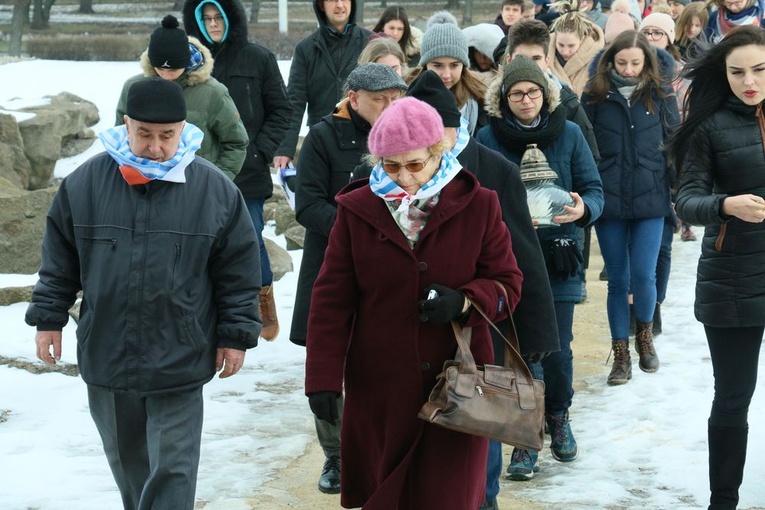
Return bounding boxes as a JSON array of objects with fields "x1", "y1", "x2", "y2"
[{"x1": 488, "y1": 105, "x2": 567, "y2": 156}]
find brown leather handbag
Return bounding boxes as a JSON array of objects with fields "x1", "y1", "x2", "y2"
[{"x1": 417, "y1": 289, "x2": 546, "y2": 451}]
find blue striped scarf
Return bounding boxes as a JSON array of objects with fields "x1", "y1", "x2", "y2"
[
  {"x1": 450, "y1": 117, "x2": 471, "y2": 157},
  {"x1": 98, "y1": 123, "x2": 204, "y2": 183}
]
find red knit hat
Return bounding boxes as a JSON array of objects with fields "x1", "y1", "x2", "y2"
[{"x1": 367, "y1": 97, "x2": 445, "y2": 158}]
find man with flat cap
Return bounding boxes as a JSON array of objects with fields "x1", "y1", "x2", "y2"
[
  {"x1": 290, "y1": 62, "x2": 407, "y2": 494},
  {"x1": 25, "y1": 77, "x2": 262, "y2": 510}
]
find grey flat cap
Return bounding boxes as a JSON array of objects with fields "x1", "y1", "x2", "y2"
[{"x1": 346, "y1": 63, "x2": 408, "y2": 93}]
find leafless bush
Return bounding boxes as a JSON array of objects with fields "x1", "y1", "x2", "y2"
[{"x1": 26, "y1": 34, "x2": 149, "y2": 61}]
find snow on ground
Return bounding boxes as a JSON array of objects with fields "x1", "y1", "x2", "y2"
[{"x1": 1, "y1": 59, "x2": 764, "y2": 509}]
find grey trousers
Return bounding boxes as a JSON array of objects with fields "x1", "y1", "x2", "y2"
[
  {"x1": 315, "y1": 395, "x2": 343, "y2": 458},
  {"x1": 87, "y1": 385, "x2": 204, "y2": 510}
]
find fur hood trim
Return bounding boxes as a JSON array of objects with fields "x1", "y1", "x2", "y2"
[
  {"x1": 139, "y1": 36, "x2": 213, "y2": 87},
  {"x1": 484, "y1": 66, "x2": 561, "y2": 118}
]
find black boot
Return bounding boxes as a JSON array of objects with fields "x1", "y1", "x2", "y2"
[
  {"x1": 652, "y1": 302, "x2": 662, "y2": 336},
  {"x1": 607, "y1": 339, "x2": 632, "y2": 385},
  {"x1": 635, "y1": 321, "x2": 660, "y2": 372},
  {"x1": 318, "y1": 455, "x2": 341, "y2": 494},
  {"x1": 708, "y1": 422, "x2": 748, "y2": 510}
]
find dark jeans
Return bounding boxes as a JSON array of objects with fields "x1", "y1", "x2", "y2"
[
  {"x1": 704, "y1": 325, "x2": 763, "y2": 428},
  {"x1": 595, "y1": 217, "x2": 663, "y2": 339},
  {"x1": 87, "y1": 385, "x2": 204, "y2": 510},
  {"x1": 245, "y1": 197, "x2": 273, "y2": 286},
  {"x1": 656, "y1": 219, "x2": 674, "y2": 304}
]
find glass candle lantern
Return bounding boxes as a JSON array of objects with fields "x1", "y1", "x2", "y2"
[{"x1": 520, "y1": 143, "x2": 574, "y2": 227}]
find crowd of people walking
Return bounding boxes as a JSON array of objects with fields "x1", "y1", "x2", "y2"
[{"x1": 24, "y1": 0, "x2": 765, "y2": 508}]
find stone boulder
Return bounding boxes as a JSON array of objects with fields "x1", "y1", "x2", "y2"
[
  {"x1": 0, "y1": 285, "x2": 34, "y2": 306},
  {"x1": 0, "y1": 181, "x2": 56, "y2": 274},
  {"x1": 0, "y1": 113, "x2": 31, "y2": 189},
  {"x1": 17, "y1": 92, "x2": 99, "y2": 190},
  {"x1": 284, "y1": 225, "x2": 305, "y2": 251},
  {"x1": 265, "y1": 238, "x2": 293, "y2": 281}
]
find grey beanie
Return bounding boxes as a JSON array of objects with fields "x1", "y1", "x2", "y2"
[
  {"x1": 346, "y1": 63, "x2": 408, "y2": 92},
  {"x1": 501, "y1": 55, "x2": 549, "y2": 100},
  {"x1": 419, "y1": 11, "x2": 470, "y2": 67}
]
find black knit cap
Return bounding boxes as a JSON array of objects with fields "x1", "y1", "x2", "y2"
[
  {"x1": 126, "y1": 78, "x2": 186, "y2": 123},
  {"x1": 148, "y1": 15, "x2": 191, "y2": 70},
  {"x1": 406, "y1": 70, "x2": 462, "y2": 128}
]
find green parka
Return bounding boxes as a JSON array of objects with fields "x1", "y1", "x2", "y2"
[{"x1": 116, "y1": 36, "x2": 248, "y2": 180}]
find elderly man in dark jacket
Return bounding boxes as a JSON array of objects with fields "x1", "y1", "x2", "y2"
[
  {"x1": 183, "y1": 0, "x2": 291, "y2": 341},
  {"x1": 290, "y1": 63, "x2": 408, "y2": 495},
  {"x1": 26, "y1": 78, "x2": 261, "y2": 510},
  {"x1": 272, "y1": 0, "x2": 371, "y2": 170}
]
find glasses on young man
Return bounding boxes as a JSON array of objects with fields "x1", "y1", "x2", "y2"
[
  {"x1": 641, "y1": 29, "x2": 666, "y2": 41},
  {"x1": 203, "y1": 15, "x2": 224, "y2": 24},
  {"x1": 507, "y1": 88, "x2": 543, "y2": 103},
  {"x1": 382, "y1": 155, "x2": 434, "y2": 175}
]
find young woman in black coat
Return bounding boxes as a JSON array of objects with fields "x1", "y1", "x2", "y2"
[{"x1": 669, "y1": 25, "x2": 765, "y2": 510}]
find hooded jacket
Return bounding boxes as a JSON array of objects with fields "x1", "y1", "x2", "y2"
[
  {"x1": 116, "y1": 36, "x2": 249, "y2": 180},
  {"x1": 582, "y1": 47, "x2": 680, "y2": 220},
  {"x1": 274, "y1": 0, "x2": 371, "y2": 159},
  {"x1": 477, "y1": 71, "x2": 604, "y2": 302},
  {"x1": 183, "y1": 0, "x2": 292, "y2": 199}
]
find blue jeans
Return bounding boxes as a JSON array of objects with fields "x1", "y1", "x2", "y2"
[
  {"x1": 655, "y1": 219, "x2": 674, "y2": 304},
  {"x1": 485, "y1": 301, "x2": 575, "y2": 501},
  {"x1": 245, "y1": 198, "x2": 273, "y2": 286},
  {"x1": 595, "y1": 217, "x2": 663, "y2": 339}
]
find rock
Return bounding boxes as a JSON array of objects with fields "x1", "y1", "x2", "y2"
[
  {"x1": 274, "y1": 203, "x2": 300, "y2": 236},
  {"x1": 0, "y1": 113, "x2": 31, "y2": 189},
  {"x1": 17, "y1": 92, "x2": 99, "y2": 190},
  {"x1": 284, "y1": 225, "x2": 305, "y2": 251},
  {"x1": 0, "y1": 185, "x2": 56, "y2": 274},
  {"x1": 265, "y1": 237, "x2": 293, "y2": 281},
  {"x1": 0, "y1": 285, "x2": 34, "y2": 306}
]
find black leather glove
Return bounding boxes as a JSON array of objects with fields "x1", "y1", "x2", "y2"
[
  {"x1": 418, "y1": 284, "x2": 467, "y2": 324},
  {"x1": 527, "y1": 352, "x2": 551, "y2": 363},
  {"x1": 308, "y1": 391, "x2": 339, "y2": 425},
  {"x1": 549, "y1": 237, "x2": 584, "y2": 280}
]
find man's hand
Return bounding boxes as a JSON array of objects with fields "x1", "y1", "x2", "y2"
[
  {"x1": 36, "y1": 330, "x2": 62, "y2": 365},
  {"x1": 216, "y1": 347, "x2": 246, "y2": 378},
  {"x1": 273, "y1": 155, "x2": 293, "y2": 170}
]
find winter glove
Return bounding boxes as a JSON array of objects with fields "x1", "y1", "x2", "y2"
[
  {"x1": 549, "y1": 237, "x2": 584, "y2": 280},
  {"x1": 308, "y1": 391, "x2": 340, "y2": 425},
  {"x1": 418, "y1": 284, "x2": 467, "y2": 324}
]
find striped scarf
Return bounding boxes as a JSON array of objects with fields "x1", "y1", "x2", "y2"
[
  {"x1": 98, "y1": 123, "x2": 204, "y2": 184},
  {"x1": 450, "y1": 117, "x2": 471, "y2": 157}
]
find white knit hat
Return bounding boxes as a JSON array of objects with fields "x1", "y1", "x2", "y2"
[{"x1": 640, "y1": 12, "x2": 676, "y2": 43}]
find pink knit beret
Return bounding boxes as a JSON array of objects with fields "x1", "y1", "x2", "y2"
[{"x1": 367, "y1": 97, "x2": 445, "y2": 158}]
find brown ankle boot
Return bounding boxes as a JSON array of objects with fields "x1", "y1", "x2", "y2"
[
  {"x1": 259, "y1": 284, "x2": 280, "y2": 341},
  {"x1": 607, "y1": 339, "x2": 632, "y2": 386},
  {"x1": 635, "y1": 321, "x2": 659, "y2": 373}
]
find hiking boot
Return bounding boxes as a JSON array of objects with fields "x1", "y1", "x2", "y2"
[
  {"x1": 506, "y1": 448, "x2": 539, "y2": 481},
  {"x1": 635, "y1": 322, "x2": 660, "y2": 372},
  {"x1": 607, "y1": 339, "x2": 632, "y2": 385},
  {"x1": 652, "y1": 302, "x2": 662, "y2": 337},
  {"x1": 259, "y1": 284, "x2": 280, "y2": 341},
  {"x1": 478, "y1": 499, "x2": 499, "y2": 510},
  {"x1": 681, "y1": 224, "x2": 697, "y2": 242},
  {"x1": 318, "y1": 455, "x2": 341, "y2": 494},
  {"x1": 546, "y1": 410, "x2": 579, "y2": 462}
]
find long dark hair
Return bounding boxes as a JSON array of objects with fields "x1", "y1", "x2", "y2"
[
  {"x1": 372, "y1": 6, "x2": 413, "y2": 57},
  {"x1": 667, "y1": 25, "x2": 765, "y2": 171},
  {"x1": 584, "y1": 30, "x2": 666, "y2": 113}
]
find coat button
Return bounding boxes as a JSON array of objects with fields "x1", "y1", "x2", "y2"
[
  {"x1": 421, "y1": 362, "x2": 431, "y2": 371},
  {"x1": 418, "y1": 262, "x2": 427, "y2": 271}
]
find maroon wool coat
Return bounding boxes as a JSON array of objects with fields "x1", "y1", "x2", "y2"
[{"x1": 305, "y1": 171, "x2": 523, "y2": 510}]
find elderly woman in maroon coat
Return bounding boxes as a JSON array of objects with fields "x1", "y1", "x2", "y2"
[{"x1": 304, "y1": 97, "x2": 523, "y2": 510}]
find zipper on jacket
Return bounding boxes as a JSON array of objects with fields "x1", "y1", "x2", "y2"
[
  {"x1": 171, "y1": 244, "x2": 181, "y2": 289},
  {"x1": 83, "y1": 237, "x2": 117, "y2": 250}
]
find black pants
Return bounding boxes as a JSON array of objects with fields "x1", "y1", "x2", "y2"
[
  {"x1": 87, "y1": 385, "x2": 204, "y2": 510},
  {"x1": 704, "y1": 325, "x2": 762, "y2": 428}
]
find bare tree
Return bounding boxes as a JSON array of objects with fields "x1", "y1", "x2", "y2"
[
  {"x1": 445, "y1": 0, "x2": 461, "y2": 10},
  {"x1": 9, "y1": 0, "x2": 31, "y2": 57},
  {"x1": 173, "y1": 0, "x2": 183, "y2": 10},
  {"x1": 462, "y1": 0, "x2": 473, "y2": 24},
  {"x1": 30, "y1": 0, "x2": 55, "y2": 29},
  {"x1": 78, "y1": 0, "x2": 94, "y2": 14}
]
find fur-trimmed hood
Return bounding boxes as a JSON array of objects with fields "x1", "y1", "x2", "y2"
[
  {"x1": 484, "y1": 65, "x2": 561, "y2": 119},
  {"x1": 182, "y1": 0, "x2": 250, "y2": 50},
  {"x1": 138, "y1": 36, "x2": 214, "y2": 87}
]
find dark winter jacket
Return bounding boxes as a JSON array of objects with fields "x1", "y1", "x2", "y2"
[
  {"x1": 305, "y1": 171, "x2": 522, "y2": 509},
  {"x1": 115, "y1": 37, "x2": 249, "y2": 180},
  {"x1": 352, "y1": 137, "x2": 560, "y2": 356},
  {"x1": 25, "y1": 152, "x2": 262, "y2": 395},
  {"x1": 478, "y1": 70, "x2": 604, "y2": 302},
  {"x1": 289, "y1": 99, "x2": 370, "y2": 345},
  {"x1": 556, "y1": 77, "x2": 601, "y2": 163},
  {"x1": 183, "y1": 0, "x2": 292, "y2": 199},
  {"x1": 582, "y1": 48, "x2": 680, "y2": 220},
  {"x1": 676, "y1": 97, "x2": 765, "y2": 328},
  {"x1": 274, "y1": 0, "x2": 371, "y2": 159}
]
